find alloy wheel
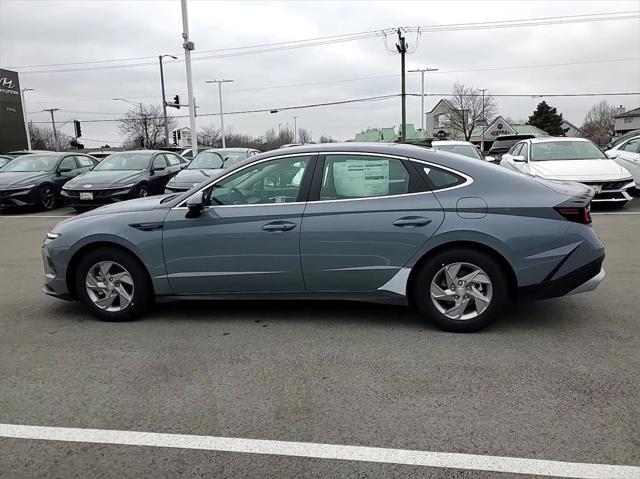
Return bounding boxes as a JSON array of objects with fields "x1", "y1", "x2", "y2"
[
  {"x1": 430, "y1": 262, "x2": 493, "y2": 321},
  {"x1": 85, "y1": 261, "x2": 135, "y2": 312},
  {"x1": 138, "y1": 186, "x2": 149, "y2": 198},
  {"x1": 40, "y1": 186, "x2": 56, "y2": 210}
]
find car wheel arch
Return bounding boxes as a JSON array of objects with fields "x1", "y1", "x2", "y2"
[
  {"x1": 65, "y1": 241, "x2": 153, "y2": 299},
  {"x1": 406, "y1": 240, "x2": 518, "y2": 306}
]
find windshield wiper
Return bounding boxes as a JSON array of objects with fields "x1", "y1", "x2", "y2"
[{"x1": 199, "y1": 169, "x2": 211, "y2": 178}]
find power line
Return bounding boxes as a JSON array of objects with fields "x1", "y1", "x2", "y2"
[
  {"x1": 11, "y1": 11, "x2": 638, "y2": 74},
  {"x1": 25, "y1": 91, "x2": 640, "y2": 124}
]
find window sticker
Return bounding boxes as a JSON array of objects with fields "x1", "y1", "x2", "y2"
[{"x1": 333, "y1": 159, "x2": 390, "y2": 197}]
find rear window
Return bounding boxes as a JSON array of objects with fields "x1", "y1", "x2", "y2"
[
  {"x1": 490, "y1": 138, "x2": 520, "y2": 151},
  {"x1": 423, "y1": 166, "x2": 466, "y2": 189}
]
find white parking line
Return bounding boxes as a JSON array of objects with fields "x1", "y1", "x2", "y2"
[
  {"x1": 592, "y1": 211, "x2": 640, "y2": 215},
  {"x1": 1, "y1": 424, "x2": 638, "y2": 478}
]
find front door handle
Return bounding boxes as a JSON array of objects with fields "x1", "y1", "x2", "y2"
[
  {"x1": 262, "y1": 221, "x2": 297, "y2": 232},
  {"x1": 393, "y1": 216, "x2": 432, "y2": 227}
]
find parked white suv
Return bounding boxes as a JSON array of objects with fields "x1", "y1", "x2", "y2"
[{"x1": 500, "y1": 137, "x2": 635, "y2": 206}]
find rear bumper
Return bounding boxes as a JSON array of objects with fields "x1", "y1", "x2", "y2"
[{"x1": 518, "y1": 254, "x2": 605, "y2": 300}]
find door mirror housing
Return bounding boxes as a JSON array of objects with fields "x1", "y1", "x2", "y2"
[
  {"x1": 57, "y1": 167, "x2": 72, "y2": 175},
  {"x1": 512, "y1": 155, "x2": 527, "y2": 162},
  {"x1": 153, "y1": 165, "x2": 167, "y2": 171},
  {"x1": 484, "y1": 156, "x2": 495, "y2": 163},
  {"x1": 605, "y1": 151, "x2": 618, "y2": 159},
  {"x1": 186, "y1": 191, "x2": 204, "y2": 217}
]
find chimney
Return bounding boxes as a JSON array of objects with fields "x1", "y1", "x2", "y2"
[{"x1": 615, "y1": 105, "x2": 626, "y2": 116}]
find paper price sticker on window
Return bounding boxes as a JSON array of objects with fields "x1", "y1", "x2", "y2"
[{"x1": 333, "y1": 159, "x2": 390, "y2": 197}]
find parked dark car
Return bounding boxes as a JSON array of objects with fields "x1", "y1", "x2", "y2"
[
  {"x1": 165, "y1": 150, "x2": 225, "y2": 193},
  {"x1": 0, "y1": 155, "x2": 13, "y2": 169},
  {"x1": 0, "y1": 152, "x2": 98, "y2": 210},
  {"x1": 487, "y1": 134, "x2": 536, "y2": 160},
  {"x1": 6, "y1": 149, "x2": 53, "y2": 158},
  {"x1": 61, "y1": 150, "x2": 186, "y2": 210}
]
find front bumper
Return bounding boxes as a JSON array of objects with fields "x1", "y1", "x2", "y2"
[
  {"x1": 582, "y1": 180, "x2": 634, "y2": 203},
  {"x1": 0, "y1": 187, "x2": 37, "y2": 207},
  {"x1": 42, "y1": 243, "x2": 71, "y2": 300},
  {"x1": 61, "y1": 187, "x2": 133, "y2": 207}
]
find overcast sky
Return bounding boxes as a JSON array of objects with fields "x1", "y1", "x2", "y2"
[{"x1": 1, "y1": 0, "x2": 639, "y2": 147}]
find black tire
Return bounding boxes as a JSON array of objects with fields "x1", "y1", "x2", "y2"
[
  {"x1": 74, "y1": 247, "x2": 153, "y2": 322},
  {"x1": 134, "y1": 183, "x2": 150, "y2": 198},
  {"x1": 412, "y1": 248, "x2": 508, "y2": 333},
  {"x1": 36, "y1": 184, "x2": 57, "y2": 211}
]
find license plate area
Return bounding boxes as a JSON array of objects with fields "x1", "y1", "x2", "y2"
[{"x1": 80, "y1": 192, "x2": 94, "y2": 200}]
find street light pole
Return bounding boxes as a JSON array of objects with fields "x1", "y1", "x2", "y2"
[
  {"x1": 159, "y1": 54, "x2": 178, "y2": 147},
  {"x1": 21, "y1": 88, "x2": 34, "y2": 150},
  {"x1": 206, "y1": 79, "x2": 233, "y2": 148},
  {"x1": 408, "y1": 67, "x2": 438, "y2": 136},
  {"x1": 293, "y1": 116, "x2": 298, "y2": 143},
  {"x1": 181, "y1": 0, "x2": 198, "y2": 156},
  {"x1": 42, "y1": 108, "x2": 59, "y2": 149},
  {"x1": 480, "y1": 88, "x2": 488, "y2": 152}
]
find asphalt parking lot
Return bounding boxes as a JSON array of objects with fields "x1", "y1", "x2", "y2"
[{"x1": 0, "y1": 202, "x2": 638, "y2": 478}]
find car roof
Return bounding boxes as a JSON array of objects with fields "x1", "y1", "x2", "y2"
[
  {"x1": 213, "y1": 147, "x2": 256, "y2": 152},
  {"x1": 431, "y1": 140, "x2": 474, "y2": 146},
  {"x1": 493, "y1": 134, "x2": 535, "y2": 141},
  {"x1": 108, "y1": 150, "x2": 159, "y2": 155}
]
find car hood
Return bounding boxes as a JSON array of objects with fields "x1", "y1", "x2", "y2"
[
  {"x1": 65, "y1": 170, "x2": 146, "y2": 189},
  {"x1": 0, "y1": 171, "x2": 51, "y2": 189},
  {"x1": 169, "y1": 168, "x2": 225, "y2": 187},
  {"x1": 75, "y1": 195, "x2": 171, "y2": 217},
  {"x1": 528, "y1": 159, "x2": 630, "y2": 181}
]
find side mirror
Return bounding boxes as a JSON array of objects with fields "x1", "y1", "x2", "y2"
[
  {"x1": 606, "y1": 151, "x2": 617, "y2": 159},
  {"x1": 484, "y1": 156, "x2": 495, "y2": 163},
  {"x1": 57, "y1": 167, "x2": 72, "y2": 175},
  {"x1": 186, "y1": 191, "x2": 204, "y2": 217},
  {"x1": 153, "y1": 165, "x2": 166, "y2": 171},
  {"x1": 512, "y1": 155, "x2": 527, "y2": 162}
]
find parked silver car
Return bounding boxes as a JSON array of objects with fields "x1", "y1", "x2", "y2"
[{"x1": 42, "y1": 143, "x2": 604, "y2": 332}]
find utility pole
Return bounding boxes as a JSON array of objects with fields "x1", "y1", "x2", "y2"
[
  {"x1": 293, "y1": 116, "x2": 298, "y2": 143},
  {"x1": 480, "y1": 88, "x2": 488, "y2": 153},
  {"x1": 396, "y1": 28, "x2": 408, "y2": 141},
  {"x1": 181, "y1": 0, "x2": 198, "y2": 156},
  {"x1": 159, "y1": 54, "x2": 177, "y2": 147},
  {"x1": 408, "y1": 67, "x2": 438, "y2": 136},
  {"x1": 43, "y1": 108, "x2": 59, "y2": 149},
  {"x1": 205, "y1": 79, "x2": 233, "y2": 148},
  {"x1": 21, "y1": 88, "x2": 34, "y2": 150}
]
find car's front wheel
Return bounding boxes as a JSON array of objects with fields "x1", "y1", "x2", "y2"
[
  {"x1": 36, "y1": 184, "x2": 57, "y2": 210},
  {"x1": 412, "y1": 248, "x2": 508, "y2": 332},
  {"x1": 75, "y1": 247, "x2": 153, "y2": 321}
]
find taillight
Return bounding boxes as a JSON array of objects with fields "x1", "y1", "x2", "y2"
[{"x1": 554, "y1": 205, "x2": 592, "y2": 224}]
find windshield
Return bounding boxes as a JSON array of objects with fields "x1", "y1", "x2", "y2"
[
  {"x1": 93, "y1": 153, "x2": 152, "y2": 171},
  {"x1": 531, "y1": 141, "x2": 607, "y2": 161},
  {"x1": 0, "y1": 154, "x2": 59, "y2": 172},
  {"x1": 188, "y1": 151, "x2": 224, "y2": 169},
  {"x1": 0, "y1": 157, "x2": 11, "y2": 168},
  {"x1": 434, "y1": 144, "x2": 481, "y2": 160},
  {"x1": 214, "y1": 149, "x2": 249, "y2": 166}
]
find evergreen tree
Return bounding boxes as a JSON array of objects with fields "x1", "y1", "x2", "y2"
[{"x1": 527, "y1": 101, "x2": 568, "y2": 136}]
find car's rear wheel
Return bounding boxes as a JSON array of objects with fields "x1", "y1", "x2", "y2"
[
  {"x1": 37, "y1": 184, "x2": 57, "y2": 210},
  {"x1": 412, "y1": 248, "x2": 508, "y2": 332},
  {"x1": 75, "y1": 247, "x2": 153, "y2": 322}
]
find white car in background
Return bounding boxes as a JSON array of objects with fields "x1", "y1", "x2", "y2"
[
  {"x1": 500, "y1": 137, "x2": 635, "y2": 207},
  {"x1": 605, "y1": 135, "x2": 640, "y2": 187},
  {"x1": 431, "y1": 140, "x2": 496, "y2": 163}
]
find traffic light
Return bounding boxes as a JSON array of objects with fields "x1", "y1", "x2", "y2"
[
  {"x1": 73, "y1": 120, "x2": 82, "y2": 138},
  {"x1": 174, "y1": 95, "x2": 180, "y2": 109},
  {"x1": 172, "y1": 131, "x2": 177, "y2": 144}
]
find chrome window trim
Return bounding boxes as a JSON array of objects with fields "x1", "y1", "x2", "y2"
[{"x1": 173, "y1": 150, "x2": 474, "y2": 209}]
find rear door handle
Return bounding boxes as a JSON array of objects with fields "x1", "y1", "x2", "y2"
[
  {"x1": 393, "y1": 216, "x2": 432, "y2": 227},
  {"x1": 262, "y1": 221, "x2": 297, "y2": 232}
]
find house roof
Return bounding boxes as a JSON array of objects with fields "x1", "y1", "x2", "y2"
[
  {"x1": 614, "y1": 106, "x2": 640, "y2": 118},
  {"x1": 511, "y1": 124, "x2": 548, "y2": 136},
  {"x1": 427, "y1": 99, "x2": 454, "y2": 114}
]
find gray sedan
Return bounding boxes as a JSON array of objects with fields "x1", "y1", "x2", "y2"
[{"x1": 42, "y1": 143, "x2": 604, "y2": 332}]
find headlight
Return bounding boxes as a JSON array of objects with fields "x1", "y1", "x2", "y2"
[
  {"x1": 120, "y1": 183, "x2": 135, "y2": 189},
  {"x1": 20, "y1": 184, "x2": 36, "y2": 189},
  {"x1": 46, "y1": 232, "x2": 61, "y2": 240}
]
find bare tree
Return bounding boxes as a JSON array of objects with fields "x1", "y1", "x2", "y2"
[
  {"x1": 29, "y1": 121, "x2": 71, "y2": 151},
  {"x1": 199, "y1": 124, "x2": 221, "y2": 147},
  {"x1": 319, "y1": 135, "x2": 336, "y2": 143},
  {"x1": 447, "y1": 82, "x2": 497, "y2": 141},
  {"x1": 581, "y1": 100, "x2": 615, "y2": 138},
  {"x1": 118, "y1": 104, "x2": 177, "y2": 149},
  {"x1": 298, "y1": 128, "x2": 312, "y2": 143}
]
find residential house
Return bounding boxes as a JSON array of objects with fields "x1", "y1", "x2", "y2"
[{"x1": 613, "y1": 106, "x2": 640, "y2": 136}]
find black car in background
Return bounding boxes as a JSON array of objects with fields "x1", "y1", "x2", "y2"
[
  {"x1": 487, "y1": 134, "x2": 536, "y2": 160},
  {"x1": 0, "y1": 152, "x2": 98, "y2": 210},
  {"x1": 62, "y1": 150, "x2": 186, "y2": 210},
  {"x1": 0, "y1": 155, "x2": 13, "y2": 168}
]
